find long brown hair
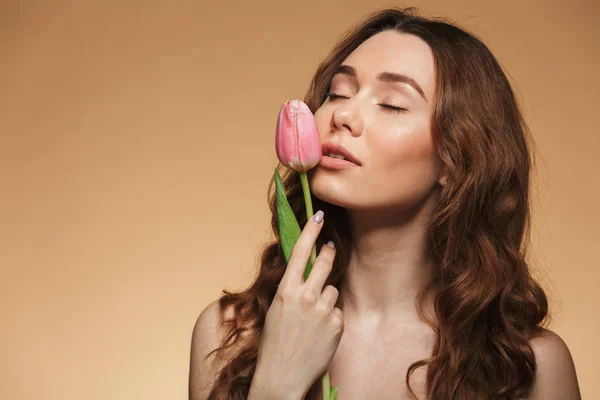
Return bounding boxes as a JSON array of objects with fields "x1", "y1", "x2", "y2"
[{"x1": 203, "y1": 7, "x2": 549, "y2": 399}]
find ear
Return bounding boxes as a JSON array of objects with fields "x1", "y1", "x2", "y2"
[{"x1": 437, "y1": 165, "x2": 448, "y2": 186}]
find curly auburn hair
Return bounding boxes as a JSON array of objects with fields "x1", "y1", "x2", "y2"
[{"x1": 202, "y1": 6, "x2": 550, "y2": 400}]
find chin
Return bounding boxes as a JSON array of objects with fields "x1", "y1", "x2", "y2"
[
  {"x1": 312, "y1": 186, "x2": 354, "y2": 210},
  {"x1": 309, "y1": 170, "x2": 350, "y2": 207}
]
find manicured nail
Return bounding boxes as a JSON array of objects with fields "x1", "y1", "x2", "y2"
[
  {"x1": 326, "y1": 240, "x2": 335, "y2": 249},
  {"x1": 312, "y1": 210, "x2": 324, "y2": 223}
]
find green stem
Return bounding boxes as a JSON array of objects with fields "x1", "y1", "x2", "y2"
[
  {"x1": 298, "y1": 170, "x2": 337, "y2": 400},
  {"x1": 322, "y1": 370, "x2": 331, "y2": 399},
  {"x1": 299, "y1": 171, "x2": 317, "y2": 267}
]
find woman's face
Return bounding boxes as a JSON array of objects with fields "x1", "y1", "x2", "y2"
[{"x1": 310, "y1": 30, "x2": 445, "y2": 212}]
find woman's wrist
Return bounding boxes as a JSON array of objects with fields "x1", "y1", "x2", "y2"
[{"x1": 249, "y1": 365, "x2": 306, "y2": 400}]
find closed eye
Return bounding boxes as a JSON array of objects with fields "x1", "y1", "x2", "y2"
[
  {"x1": 380, "y1": 104, "x2": 408, "y2": 112},
  {"x1": 325, "y1": 92, "x2": 347, "y2": 101},
  {"x1": 325, "y1": 92, "x2": 408, "y2": 113}
]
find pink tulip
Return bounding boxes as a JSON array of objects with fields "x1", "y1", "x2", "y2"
[{"x1": 275, "y1": 100, "x2": 322, "y2": 171}]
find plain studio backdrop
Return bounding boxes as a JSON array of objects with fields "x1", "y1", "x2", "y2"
[{"x1": 1, "y1": 1, "x2": 598, "y2": 399}]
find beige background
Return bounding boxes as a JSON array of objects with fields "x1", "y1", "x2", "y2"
[{"x1": 1, "y1": 1, "x2": 598, "y2": 399}]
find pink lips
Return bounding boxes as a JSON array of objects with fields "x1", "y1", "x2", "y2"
[
  {"x1": 321, "y1": 142, "x2": 361, "y2": 166},
  {"x1": 319, "y1": 155, "x2": 360, "y2": 169}
]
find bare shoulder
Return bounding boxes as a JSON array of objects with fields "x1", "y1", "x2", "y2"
[
  {"x1": 189, "y1": 299, "x2": 237, "y2": 400},
  {"x1": 527, "y1": 328, "x2": 581, "y2": 400}
]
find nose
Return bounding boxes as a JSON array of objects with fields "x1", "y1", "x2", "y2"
[{"x1": 330, "y1": 99, "x2": 363, "y2": 137}]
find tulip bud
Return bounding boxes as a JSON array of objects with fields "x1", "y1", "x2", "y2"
[{"x1": 275, "y1": 100, "x2": 322, "y2": 171}]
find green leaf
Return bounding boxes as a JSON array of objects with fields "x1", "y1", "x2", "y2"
[
  {"x1": 274, "y1": 168, "x2": 313, "y2": 275},
  {"x1": 329, "y1": 386, "x2": 337, "y2": 400}
]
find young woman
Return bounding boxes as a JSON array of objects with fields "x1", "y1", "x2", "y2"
[{"x1": 189, "y1": 7, "x2": 581, "y2": 400}]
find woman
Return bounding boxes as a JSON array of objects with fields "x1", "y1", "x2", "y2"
[{"x1": 189, "y1": 7, "x2": 581, "y2": 400}]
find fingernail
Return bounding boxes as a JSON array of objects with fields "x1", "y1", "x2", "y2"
[
  {"x1": 312, "y1": 210, "x2": 324, "y2": 223},
  {"x1": 326, "y1": 240, "x2": 335, "y2": 249}
]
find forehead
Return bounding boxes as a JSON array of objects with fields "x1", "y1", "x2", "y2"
[{"x1": 340, "y1": 30, "x2": 436, "y2": 99}]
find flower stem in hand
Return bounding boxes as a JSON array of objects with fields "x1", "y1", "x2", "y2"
[{"x1": 298, "y1": 170, "x2": 337, "y2": 400}]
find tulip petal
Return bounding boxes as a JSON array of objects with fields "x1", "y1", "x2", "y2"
[{"x1": 275, "y1": 100, "x2": 322, "y2": 172}]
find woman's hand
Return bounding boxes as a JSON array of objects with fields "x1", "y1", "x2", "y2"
[{"x1": 254, "y1": 210, "x2": 344, "y2": 399}]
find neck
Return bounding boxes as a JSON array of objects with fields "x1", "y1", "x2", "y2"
[{"x1": 337, "y1": 196, "x2": 439, "y2": 328}]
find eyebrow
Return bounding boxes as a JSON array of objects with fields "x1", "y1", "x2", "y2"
[{"x1": 331, "y1": 64, "x2": 427, "y2": 103}]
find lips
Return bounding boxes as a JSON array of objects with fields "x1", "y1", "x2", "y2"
[{"x1": 321, "y1": 143, "x2": 361, "y2": 166}]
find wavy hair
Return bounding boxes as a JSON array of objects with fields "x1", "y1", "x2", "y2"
[{"x1": 203, "y1": 7, "x2": 549, "y2": 399}]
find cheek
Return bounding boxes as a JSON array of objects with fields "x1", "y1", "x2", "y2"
[
  {"x1": 313, "y1": 109, "x2": 329, "y2": 140},
  {"x1": 371, "y1": 122, "x2": 439, "y2": 184}
]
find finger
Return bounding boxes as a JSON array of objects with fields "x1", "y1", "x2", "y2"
[
  {"x1": 304, "y1": 242, "x2": 336, "y2": 292},
  {"x1": 280, "y1": 210, "x2": 325, "y2": 287},
  {"x1": 332, "y1": 307, "x2": 345, "y2": 334},
  {"x1": 321, "y1": 284, "x2": 339, "y2": 310}
]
